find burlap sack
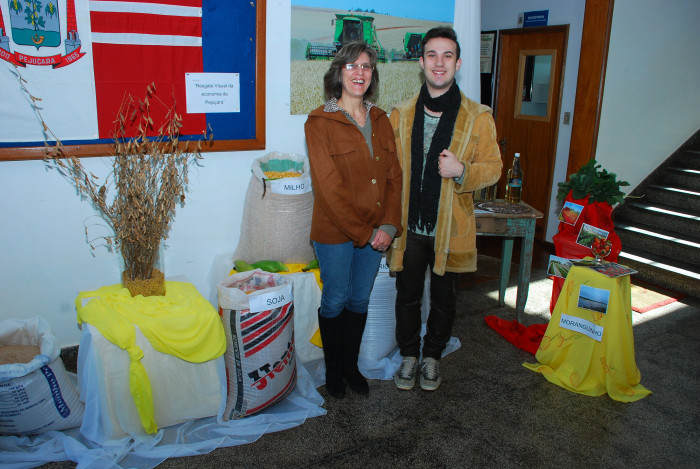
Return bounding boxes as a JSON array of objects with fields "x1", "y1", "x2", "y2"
[{"x1": 233, "y1": 152, "x2": 315, "y2": 265}]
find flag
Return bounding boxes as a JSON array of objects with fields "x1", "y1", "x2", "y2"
[{"x1": 89, "y1": 0, "x2": 206, "y2": 139}]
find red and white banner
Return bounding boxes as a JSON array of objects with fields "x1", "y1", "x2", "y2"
[
  {"x1": 89, "y1": 0, "x2": 205, "y2": 138},
  {"x1": 0, "y1": 0, "x2": 207, "y2": 143}
]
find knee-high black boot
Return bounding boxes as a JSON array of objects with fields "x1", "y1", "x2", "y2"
[
  {"x1": 318, "y1": 312, "x2": 346, "y2": 399},
  {"x1": 342, "y1": 309, "x2": 369, "y2": 395}
]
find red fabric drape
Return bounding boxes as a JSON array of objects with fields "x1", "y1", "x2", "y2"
[{"x1": 550, "y1": 192, "x2": 621, "y2": 311}]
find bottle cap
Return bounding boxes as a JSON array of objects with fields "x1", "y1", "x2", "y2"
[{"x1": 514, "y1": 153, "x2": 520, "y2": 157}]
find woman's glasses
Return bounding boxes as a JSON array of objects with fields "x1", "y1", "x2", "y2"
[{"x1": 344, "y1": 63, "x2": 374, "y2": 72}]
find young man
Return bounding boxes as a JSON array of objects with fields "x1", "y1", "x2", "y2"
[{"x1": 388, "y1": 27, "x2": 502, "y2": 391}]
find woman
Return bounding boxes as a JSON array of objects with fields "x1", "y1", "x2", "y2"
[{"x1": 304, "y1": 43, "x2": 402, "y2": 399}]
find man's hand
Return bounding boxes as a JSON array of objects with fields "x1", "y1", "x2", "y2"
[
  {"x1": 438, "y1": 150, "x2": 464, "y2": 179},
  {"x1": 370, "y1": 230, "x2": 392, "y2": 252}
]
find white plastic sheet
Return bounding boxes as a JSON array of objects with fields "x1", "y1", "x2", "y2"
[{"x1": 0, "y1": 360, "x2": 325, "y2": 469}]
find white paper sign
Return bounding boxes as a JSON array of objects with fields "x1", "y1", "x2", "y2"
[
  {"x1": 185, "y1": 73, "x2": 240, "y2": 113},
  {"x1": 270, "y1": 176, "x2": 313, "y2": 195},
  {"x1": 559, "y1": 314, "x2": 604, "y2": 342},
  {"x1": 248, "y1": 283, "x2": 293, "y2": 314}
]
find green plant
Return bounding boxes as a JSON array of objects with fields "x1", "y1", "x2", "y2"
[{"x1": 556, "y1": 159, "x2": 630, "y2": 205}]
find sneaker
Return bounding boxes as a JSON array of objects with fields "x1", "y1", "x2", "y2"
[
  {"x1": 419, "y1": 357, "x2": 442, "y2": 391},
  {"x1": 393, "y1": 356, "x2": 418, "y2": 390}
]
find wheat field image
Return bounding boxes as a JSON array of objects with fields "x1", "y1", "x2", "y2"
[{"x1": 291, "y1": 5, "x2": 450, "y2": 114}]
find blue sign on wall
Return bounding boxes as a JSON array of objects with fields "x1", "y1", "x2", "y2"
[{"x1": 523, "y1": 10, "x2": 549, "y2": 27}]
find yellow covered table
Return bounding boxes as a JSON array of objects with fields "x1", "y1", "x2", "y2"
[
  {"x1": 523, "y1": 265, "x2": 651, "y2": 402},
  {"x1": 76, "y1": 281, "x2": 226, "y2": 435}
]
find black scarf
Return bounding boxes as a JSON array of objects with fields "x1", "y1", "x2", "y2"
[{"x1": 408, "y1": 81, "x2": 461, "y2": 233}]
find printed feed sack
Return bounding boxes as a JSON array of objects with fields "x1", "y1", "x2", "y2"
[
  {"x1": 0, "y1": 317, "x2": 84, "y2": 435},
  {"x1": 218, "y1": 270, "x2": 297, "y2": 419}
]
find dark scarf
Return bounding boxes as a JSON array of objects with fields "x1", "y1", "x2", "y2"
[{"x1": 408, "y1": 81, "x2": 461, "y2": 233}]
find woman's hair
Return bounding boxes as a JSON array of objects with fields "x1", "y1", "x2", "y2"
[{"x1": 323, "y1": 42, "x2": 379, "y2": 101}]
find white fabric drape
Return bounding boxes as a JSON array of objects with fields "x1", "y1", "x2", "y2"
[{"x1": 454, "y1": 0, "x2": 482, "y2": 102}]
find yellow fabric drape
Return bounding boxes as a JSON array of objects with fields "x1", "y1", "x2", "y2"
[
  {"x1": 523, "y1": 266, "x2": 651, "y2": 402},
  {"x1": 76, "y1": 281, "x2": 226, "y2": 434}
]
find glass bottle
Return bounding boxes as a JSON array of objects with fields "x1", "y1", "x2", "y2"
[{"x1": 505, "y1": 153, "x2": 523, "y2": 204}]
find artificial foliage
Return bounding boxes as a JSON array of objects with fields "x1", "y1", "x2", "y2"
[{"x1": 556, "y1": 159, "x2": 630, "y2": 205}]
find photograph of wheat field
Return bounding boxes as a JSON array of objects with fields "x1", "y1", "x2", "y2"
[{"x1": 291, "y1": 2, "x2": 452, "y2": 115}]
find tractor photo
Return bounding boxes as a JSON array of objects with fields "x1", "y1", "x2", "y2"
[
  {"x1": 305, "y1": 14, "x2": 386, "y2": 62},
  {"x1": 391, "y1": 32, "x2": 425, "y2": 61}
]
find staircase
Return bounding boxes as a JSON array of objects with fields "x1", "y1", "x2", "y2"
[{"x1": 613, "y1": 130, "x2": 700, "y2": 296}]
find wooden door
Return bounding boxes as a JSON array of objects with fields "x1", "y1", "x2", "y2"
[{"x1": 493, "y1": 26, "x2": 568, "y2": 240}]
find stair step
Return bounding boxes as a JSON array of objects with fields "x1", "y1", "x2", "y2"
[
  {"x1": 661, "y1": 168, "x2": 700, "y2": 191},
  {"x1": 618, "y1": 248, "x2": 700, "y2": 297},
  {"x1": 620, "y1": 202, "x2": 700, "y2": 238},
  {"x1": 616, "y1": 222, "x2": 700, "y2": 266},
  {"x1": 644, "y1": 185, "x2": 700, "y2": 212},
  {"x1": 680, "y1": 149, "x2": 700, "y2": 170}
]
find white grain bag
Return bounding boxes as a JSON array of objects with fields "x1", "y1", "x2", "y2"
[
  {"x1": 233, "y1": 151, "x2": 315, "y2": 264},
  {"x1": 0, "y1": 317, "x2": 84, "y2": 435},
  {"x1": 360, "y1": 257, "x2": 398, "y2": 361},
  {"x1": 218, "y1": 270, "x2": 296, "y2": 419}
]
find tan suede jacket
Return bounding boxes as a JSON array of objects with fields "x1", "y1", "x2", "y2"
[
  {"x1": 305, "y1": 103, "x2": 403, "y2": 246},
  {"x1": 388, "y1": 91, "x2": 503, "y2": 274}
]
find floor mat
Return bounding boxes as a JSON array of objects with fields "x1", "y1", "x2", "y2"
[{"x1": 631, "y1": 280, "x2": 686, "y2": 313}]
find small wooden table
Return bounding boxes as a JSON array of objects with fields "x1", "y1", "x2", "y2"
[{"x1": 475, "y1": 200, "x2": 544, "y2": 322}]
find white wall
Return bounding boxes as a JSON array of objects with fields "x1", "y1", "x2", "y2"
[
  {"x1": 0, "y1": 1, "x2": 307, "y2": 346},
  {"x1": 481, "y1": 0, "x2": 586, "y2": 240},
  {"x1": 482, "y1": 0, "x2": 700, "y2": 239},
  {"x1": 2, "y1": 1, "x2": 697, "y2": 347},
  {"x1": 596, "y1": 0, "x2": 700, "y2": 188},
  {"x1": 0, "y1": 1, "x2": 470, "y2": 347}
]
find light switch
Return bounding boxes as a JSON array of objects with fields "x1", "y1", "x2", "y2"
[{"x1": 563, "y1": 112, "x2": 571, "y2": 125}]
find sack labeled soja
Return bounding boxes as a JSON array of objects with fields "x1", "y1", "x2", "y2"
[
  {"x1": 217, "y1": 270, "x2": 296, "y2": 419},
  {"x1": 0, "y1": 317, "x2": 84, "y2": 435},
  {"x1": 233, "y1": 151, "x2": 315, "y2": 265}
]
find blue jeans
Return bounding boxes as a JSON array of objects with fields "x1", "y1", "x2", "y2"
[{"x1": 313, "y1": 241, "x2": 382, "y2": 318}]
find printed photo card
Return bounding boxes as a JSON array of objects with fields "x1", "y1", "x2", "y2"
[
  {"x1": 558, "y1": 201, "x2": 584, "y2": 225},
  {"x1": 547, "y1": 255, "x2": 573, "y2": 279},
  {"x1": 576, "y1": 223, "x2": 609, "y2": 248},
  {"x1": 577, "y1": 284, "x2": 610, "y2": 315}
]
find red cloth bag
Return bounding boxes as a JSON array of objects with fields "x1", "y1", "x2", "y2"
[{"x1": 550, "y1": 191, "x2": 621, "y2": 311}]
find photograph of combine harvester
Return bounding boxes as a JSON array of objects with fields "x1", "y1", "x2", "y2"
[{"x1": 291, "y1": 0, "x2": 453, "y2": 114}]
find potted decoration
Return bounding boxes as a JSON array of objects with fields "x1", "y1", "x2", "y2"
[
  {"x1": 549, "y1": 159, "x2": 629, "y2": 310},
  {"x1": 44, "y1": 84, "x2": 211, "y2": 296}
]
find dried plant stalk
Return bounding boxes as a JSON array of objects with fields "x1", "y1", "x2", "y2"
[{"x1": 42, "y1": 83, "x2": 212, "y2": 285}]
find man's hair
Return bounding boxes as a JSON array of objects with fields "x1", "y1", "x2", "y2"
[
  {"x1": 421, "y1": 26, "x2": 461, "y2": 60},
  {"x1": 323, "y1": 42, "x2": 379, "y2": 101}
]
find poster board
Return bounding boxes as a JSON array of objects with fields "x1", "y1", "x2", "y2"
[
  {"x1": 480, "y1": 30, "x2": 497, "y2": 107},
  {"x1": 0, "y1": 0, "x2": 266, "y2": 161}
]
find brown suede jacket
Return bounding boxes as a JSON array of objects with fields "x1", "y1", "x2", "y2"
[
  {"x1": 388, "y1": 91, "x2": 503, "y2": 274},
  {"x1": 305, "y1": 102, "x2": 403, "y2": 247}
]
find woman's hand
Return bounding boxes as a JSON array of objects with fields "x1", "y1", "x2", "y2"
[
  {"x1": 370, "y1": 230, "x2": 392, "y2": 252},
  {"x1": 438, "y1": 150, "x2": 465, "y2": 179}
]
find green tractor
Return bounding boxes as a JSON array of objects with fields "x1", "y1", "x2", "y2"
[
  {"x1": 305, "y1": 14, "x2": 386, "y2": 62},
  {"x1": 392, "y1": 32, "x2": 425, "y2": 61}
]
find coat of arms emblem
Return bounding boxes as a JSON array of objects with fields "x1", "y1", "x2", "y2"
[
  {"x1": 1, "y1": 0, "x2": 83, "y2": 66},
  {"x1": 8, "y1": 0, "x2": 61, "y2": 49}
]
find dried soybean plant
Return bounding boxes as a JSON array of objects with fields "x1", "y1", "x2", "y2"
[{"x1": 40, "y1": 82, "x2": 212, "y2": 284}]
